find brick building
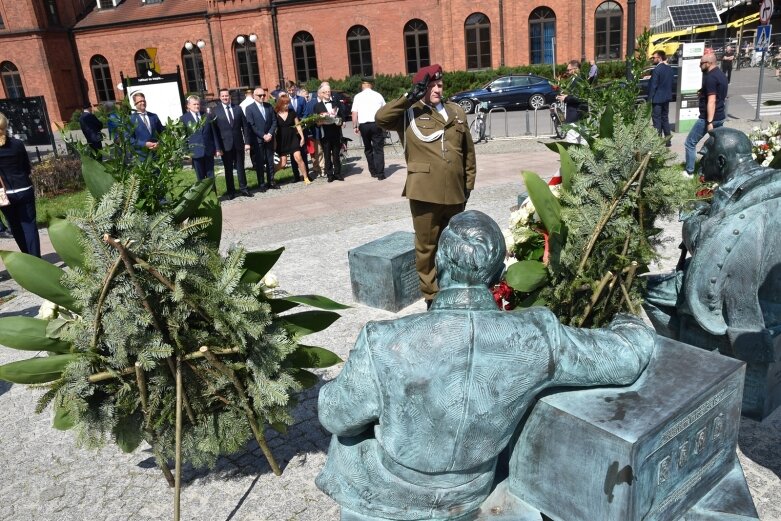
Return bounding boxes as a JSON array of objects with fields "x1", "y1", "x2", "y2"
[{"x1": 0, "y1": 0, "x2": 648, "y2": 127}]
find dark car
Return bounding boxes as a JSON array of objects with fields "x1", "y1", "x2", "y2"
[
  {"x1": 637, "y1": 65, "x2": 679, "y2": 102},
  {"x1": 448, "y1": 74, "x2": 558, "y2": 114}
]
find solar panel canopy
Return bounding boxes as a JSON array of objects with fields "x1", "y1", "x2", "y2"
[{"x1": 667, "y1": 3, "x2": 722, "y2": 27}]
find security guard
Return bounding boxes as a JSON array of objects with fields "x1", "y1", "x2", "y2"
[{"x1": 375, "y1": 64, "x2": 476, "y2": 308}]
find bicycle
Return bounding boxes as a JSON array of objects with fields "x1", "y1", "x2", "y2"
[
  {"x1": 469, "y1": 101, "x2": 489, "y2": 143},
  {"x1": 549, "y1": 100, "x2": 566, "y2": 139}
]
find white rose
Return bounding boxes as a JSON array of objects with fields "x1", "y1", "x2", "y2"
[
  {"x1": 261, "y1": 272, "x2": 279, "y2": 289},
  {"x1": 503, "y1": 229, "x2": 515, "y2": 250},
  {"x1": 504, "y1": 256, "x2": 518, "y2": 270},
  {"x1": 36, "y1": 300, "x2": 58, "y2": 320}
]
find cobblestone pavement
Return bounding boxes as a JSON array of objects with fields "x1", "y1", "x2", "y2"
[{"x1": 1, "y1": 115, "x2": 780, "y2": 520}]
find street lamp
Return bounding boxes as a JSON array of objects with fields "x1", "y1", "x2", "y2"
[
  {"x1": 183, "y1": 39, "x2": 206, "y2": 96},
  {"x1": 235, "y1": 34, "x2": 258, "y2": 89}
]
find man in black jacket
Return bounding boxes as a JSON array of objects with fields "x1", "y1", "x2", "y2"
[
  {"x1": 556, "y1": 60, "x2": 586, "y2": 143},
  {"x1": 79, "y1": 104, "x2": 104, "y2": 156},
  {"x1": 214, "y1": 88, "x2": 252, "y2": 198}
]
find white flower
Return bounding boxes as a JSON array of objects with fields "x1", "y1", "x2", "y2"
[
  {"x1": 503, "y1": 229, "x2": 515, "y2": 250},
  {"x1": 261, "y1": 272, "x2": 279, "y2": 289},
  {"x1": 36, "y1": 300, "x2": 58, "y2": 320},
  {"x1": 509, "y1": 207, "x2": 531, "y2": 228},
  {"x1": 504, "y1": 256, "x2": 518, "y2": 269}
]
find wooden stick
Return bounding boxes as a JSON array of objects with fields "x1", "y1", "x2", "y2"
[
  {"x1": 87, "y1": 348, "x2": 241, "y2": 383},
  {"x1": 135, "y1": 363, "x2": 175, "y2": 488},
  {"x1": 578, "y1": 271, "x2": 614, "y2": 327},
  {"x1": 619, "y1": 281, "x2": 638, "y2": 314},
  {"x1": 174, "y1": 358, "x2": 183, "y2": 521},
  {"x1": 617, "y1": 261, "x2": 640, "y2": 310},
  {"x1": 90, "y1": 257, "x2": 123, "y2": 351},
  {"x1": 577, "y1": 153, "x2": 651, "y2": 275},
  {"x1": 199, "y1": 346, "x2": 282, "y2": 476}
]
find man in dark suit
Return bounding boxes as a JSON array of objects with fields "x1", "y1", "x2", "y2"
[
  {"x1": 79, "y1": 104, "x2": 103, "y2": 156},
  {"x1": 303, "y1": 88, "x2": 324, "y2": 179},
  {"x1": 215, "y1": 88, "x2": 252, "y2": 198},
  {"x1": 286, "y1": 81, "x2": 309, "y2": 183},
  {"x1": 179, "y1": 95, "x2": 222, "y2": 182},
  {"x1": 648, "y1": 50, "x2": 674, "y2": 146},
  {"x1": 129, "y1": 92, "x2": 164, "y2": 161},
  {"x1": 314, "y1": 84, "x2": 347, "y2": 182},
  {"x1": 245, "y1": 87, "x2": 278, "y2": 192}
]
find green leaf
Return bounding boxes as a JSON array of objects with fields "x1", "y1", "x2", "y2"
[
  {"x1": 284, "y1": 345, "x2": 342, "y2": 369},
  {"x1": 521, "y1": 171, "x2": 561, "y2": 233},
  {"x1": 517, "y1": 288, "x2": 546, "y2": 308},
  {"x1": 279, "y1": 295, "x2": 350, "y2": 310},
  {"x1": 191, "y1": 194, "x2": 222, "y2": 248},
  {"x1": 0, "y1": 354, "x2": 78, "y2": 384},
  {"x1": 555, "y1": 144, "x2": 575, "y2": 192},
  {"x1": 81, "y1": 154, "x2": 116, "y2": 199},
  {"x1": 45, "y1": 318, "x2": 70, "y2": 340},
  {"x1": 270, "y1": 421, "x2": 288, "y2": 434},
  {"x1": 0, "y1": 317, "x2": 71, "y2": 353},
  {"x1": 0, "y1": 251, "x2": 80, "y2": 312},
  {"x1": 291, "y1": 369, "x2": 319, "y2": 389},
  {"x1": 48, "y1": 218, "x2": 87, "y2": 269},
  {"x1": 543, "y1": 141, "x2": 577, "y2": 153},
  {"x1": 505, "y1": 260, "x2": 549, "y2": 292},
  {"x1": 599, "y1": 104, "x2": 615, "y2": 139},
  {"x1": 171, "y1": 178, "x2": 215, "y2": 224},
  {"x1": 53, "y1": 404, "x2": 75, "y2": 431},
  {"x1": 113, "y1": 412, "x2": 144, "y2": 453},
  {"x1": 241, "y1": 247, "x2": 285, "y2": 284},
  {"x1": 547, "y1": 226, "x2": 568, "y2": 271},
  {"x1": 277, "y1": 310, "x2": 341, "y2": 338},
  {"x1": 268, "y1": 298, "x2": 298, "y2": 314}
]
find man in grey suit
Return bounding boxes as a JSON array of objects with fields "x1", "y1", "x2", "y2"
[
  {"x1": 648, "y1": 50, "x2": 674, "y2": 146},
  {"x1": 316, "y1": 210, "x2": 655, "y2": 521},
  {"x1": 245, "y1": 87, "x2": 278, "y2": 192},
  {"x1": 215, "y1": 88, "x2": 252, "y2": 198}
]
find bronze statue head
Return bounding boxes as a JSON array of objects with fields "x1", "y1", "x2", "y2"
[
  {"x1": 435, "y1": 210, "x2": 506, "y2": 288},
  {"x1": 699, "y1": 127, "x2": 754, "y2": 182}
]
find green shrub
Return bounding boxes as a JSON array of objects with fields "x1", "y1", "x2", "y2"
[
  {"x1": 31, "y1": 155, "x2": 84, "y2": 198},
  {"x1": 302, "y1": 61, "x2": 628, "y2": 101}
]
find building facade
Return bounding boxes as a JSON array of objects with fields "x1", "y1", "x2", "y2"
[{"x1": 0, "y1": 0, "x2": 648, "y2": 127}]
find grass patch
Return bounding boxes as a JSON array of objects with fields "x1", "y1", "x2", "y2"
[{"x1": 34, "y1": 165, "x2": 295, "y2": 227}]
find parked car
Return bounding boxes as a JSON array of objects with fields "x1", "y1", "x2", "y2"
[
  {"x1": 637, "y1": 65, "x2": 679, "y2": 102},
  {"x1": 448, "y1": 74, "x2": 558, "y2": 114}
]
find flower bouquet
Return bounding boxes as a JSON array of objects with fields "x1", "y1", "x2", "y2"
[{"x1": 750, "y1": 121, "x2": 781, "y2": 168}]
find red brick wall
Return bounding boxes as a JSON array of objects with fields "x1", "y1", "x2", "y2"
[{"x1": 0, "y1": 0, "x2": 650, "y2": 127}]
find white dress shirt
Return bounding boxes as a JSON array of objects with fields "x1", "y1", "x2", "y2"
[{"x1": 351, "y1": 88, "x2": 386, "y2": 124}]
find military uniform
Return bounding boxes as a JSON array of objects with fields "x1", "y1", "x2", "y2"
[{"x1": 375, "y1": 95, "x2": 476, "y2": 300}]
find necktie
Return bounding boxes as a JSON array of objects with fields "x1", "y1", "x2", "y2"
[
  {"x1": 258, "y1": 102, "x2": 266, "y2": 120},
  {"x1": 291, "y1": 98, "x2": 296, "y2": 111},
  {"x1": 141, "y1": 113, "x2": 150, "y2": 132},
  {"x1": 225, "y1": 105, "x2": 232, "y2": 124}
]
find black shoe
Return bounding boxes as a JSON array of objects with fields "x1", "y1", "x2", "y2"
[
  {"x1": 377, "y1": 175, "x2": 385, "y2": 181},
  {"x1": 269, "y1": 183, "x2": 281, "y2": 190},
  {"x1": 259, "y1": 185, "x2": 267, "y2": 193},
  {"x1": 226, "y1": 191, "x2": 236, "y2": 200},
  {"x1": 292, "y1": 176, "x2": 301, "y2": 183},
  {"x1": 335, "y1": 175, "x2": 345, "y2": 181},
  {"x1": 240, "y1": 189, "x2": 253, "y2": 197},
  {"x1": 327, "y1": 176, "x2": 335, "y2": 183}
]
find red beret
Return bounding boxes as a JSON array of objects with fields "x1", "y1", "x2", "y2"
[{"x1": 413, "y1": 64, "x2": 443, "y2": 84}]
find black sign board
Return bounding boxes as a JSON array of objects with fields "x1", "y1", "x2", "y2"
[{"x1": 0, "y1": 96, "x2": 56, "y2": 147}]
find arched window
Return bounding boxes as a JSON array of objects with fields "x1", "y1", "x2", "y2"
[
  {"x1": 404, "y1": 19, "x2": 430, "y2": 74},
  {"x1": 1, "y1": 62, "x2": 24, "y2": 99},
  {"x1": 89, "y1": 55, "x2": 114, "y2": 102},
  {"x1": 292, "y1": 32, "x2": 318, "y2": 82},
  {"x1": 135, "y1": 49, "x2": 154, "y2": 77},
  {"x1": 595, "y1": 1, "x2": 623, "y2": 61},
  {"x1": 347, "y1": 25, "x2": 373, "y2": 77},
  {"x1": 235, "y1": 36, "x2": 260, "y2": 88},
  {"x1": 181, "y1": 45, "x2": 206, "y2": 94},
  {"x1": 465, "y1": 13, "x2": 491, "y2": 70},
  {"x1": 529, "y1": 8, "x2": 556, "y2": 65}
]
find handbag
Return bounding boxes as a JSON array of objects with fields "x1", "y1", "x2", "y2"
[
  {"x1": 0, "y1": 174, "x2": 9, "y2": 207},
  {"x1": 306, "y1": 136, "x2": 315, "y2": 155}
]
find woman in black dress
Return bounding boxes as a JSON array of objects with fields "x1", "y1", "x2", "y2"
[
  {"x1": 0, "y1": 112, "x2": 40, "y2": 257},
  {"x1": 274, "y1": 93, "x2": 310, "y2": 184}
]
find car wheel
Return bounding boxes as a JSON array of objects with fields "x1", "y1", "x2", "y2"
[
  {"x1": 529, "y1": 94, "x2": 546, "y2": 110},
  {"x1": 458, "y1": 99, "x2": 475, "y2": 114}
]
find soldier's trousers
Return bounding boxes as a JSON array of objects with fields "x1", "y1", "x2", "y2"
[{"x1": 409, "y1": 199, "x2": 465, "y2": 301}]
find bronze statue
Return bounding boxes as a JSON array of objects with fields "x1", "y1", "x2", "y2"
[
  {"x1": 317, "y1": 210, "x2": 655, "y2": 521},
  {"x1": 645, "y1": 126, "x2": 781, "y2": 419}
]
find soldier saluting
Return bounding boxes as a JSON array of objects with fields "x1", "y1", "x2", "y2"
[{"x1": 375, "y1": 64, "x2": 476, "y2": 309}]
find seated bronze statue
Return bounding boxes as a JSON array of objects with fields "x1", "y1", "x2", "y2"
[
  {"x1": 645, "y1": 127, "x2": 781, "y2": 419},
  {"x1": 316, "y1": 210, "x2": 656, "y2": 521}
]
